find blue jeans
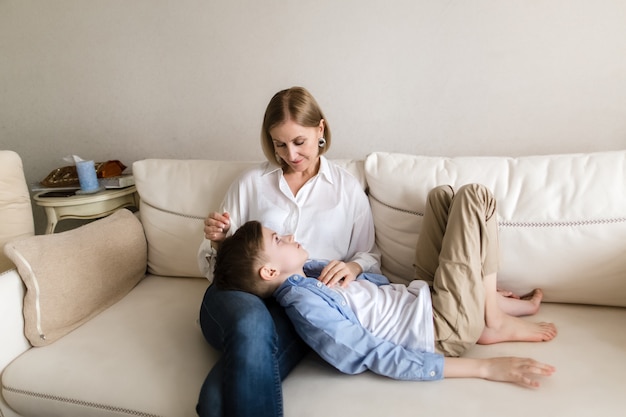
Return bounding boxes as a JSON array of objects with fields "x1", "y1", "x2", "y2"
[{"x1": 196, "y1": 284, "x2": 309, "y2": 417}]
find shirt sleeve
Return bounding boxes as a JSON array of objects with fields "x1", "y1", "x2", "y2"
[
  {"x1": 276, "y1": 282, "x2": 444, "y2": 381},
  {"x1": 196, "y1": 170, "x2": 250, "y2": 279},
  {"x1": 347, "y1": 196, "x2": 381, "y2": 274},
  {"x1": 197, "y1": 239, "x2": 215, "y2": 280},
  {"x1": 342, "y1": 173, "x2": 381, "y2": 274}
]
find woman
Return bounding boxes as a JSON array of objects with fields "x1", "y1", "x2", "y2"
[{"x1": 196, "y1": 86, "x2": 381, "y2": 417}]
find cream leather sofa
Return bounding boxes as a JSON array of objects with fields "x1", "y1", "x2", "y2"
[{"x1": 1, "y1": 149, "x2": 625, "y2": 417}]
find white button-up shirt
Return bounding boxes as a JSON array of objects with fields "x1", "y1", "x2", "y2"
[{"x1": 198, "y1": 157, "x2": 381, "y2": 279}]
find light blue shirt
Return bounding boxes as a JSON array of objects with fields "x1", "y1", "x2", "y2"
[{"x1": 273, "y1": 260, "x2": 445, "y2": 381}]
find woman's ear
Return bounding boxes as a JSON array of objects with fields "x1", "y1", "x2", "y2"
[
  {"x1": 259, "y1": 264, "x2": 279, "y2": 281},
  {"x1": 318, "y1": 119, "x2": 325, "y2": 135}
]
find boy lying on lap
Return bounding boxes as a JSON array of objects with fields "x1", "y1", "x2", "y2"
[{"x1": 213, "y1": 184, "x2": 556, "y2": 387}]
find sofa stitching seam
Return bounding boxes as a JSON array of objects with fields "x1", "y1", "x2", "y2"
[
  {"x1": 141, "y1": 200, "x2": 205, "y2": 220},
  {"x1": 499, "y1": 218, "x2": 626, "y2": 227},
  {"x1": 2, "y1": 385, "x2": 164, "y2": 417},
  {"x1": 369, "y1": 194, "x2": 626, "y2": 227}
]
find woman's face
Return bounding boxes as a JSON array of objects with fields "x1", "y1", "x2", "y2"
[{"x1": 270, "y1": 119, "x2": 324, "y2": 174}]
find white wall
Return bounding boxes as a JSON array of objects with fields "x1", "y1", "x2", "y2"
[{"x1": 1, "y1": 0, "x2": 625, "y2": 233}]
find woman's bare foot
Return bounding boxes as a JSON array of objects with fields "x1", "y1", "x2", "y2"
[
  {"x1": 477, "y1": 313, "x2": 557, "y2": 345},
  {"x1": 497, "y1": 289, "x2": 544, "y2": 317}
]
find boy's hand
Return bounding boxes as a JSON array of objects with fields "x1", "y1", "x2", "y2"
[
  {"x1": 318, "y1": 261, "x2": 362, "y2": 288},
  {"x1": 444, "y1": 357, "x2": 555, "y2": 388},
  {"x1": 204, "y1": 212, "x2": 230, "y2": 242},
  {"x1": 482, "y1": 357, "x2": 556, "y2": 388}
]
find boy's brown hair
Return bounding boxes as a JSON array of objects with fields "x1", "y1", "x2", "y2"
[{"x1": 212, "y1": 220, "x2": 268, "y2": 296}]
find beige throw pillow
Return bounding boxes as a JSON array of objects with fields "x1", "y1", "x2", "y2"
[{"x1": 4, "y1": 209, "x2": 147, "y2": 346}]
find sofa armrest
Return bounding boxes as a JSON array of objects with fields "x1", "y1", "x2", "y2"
[
  {"x1": 0, "y1": 269, "x2": 30, "y2": 372},
  {"x1": 0, "y1": 268, "x2": 30, "y2": 416}
]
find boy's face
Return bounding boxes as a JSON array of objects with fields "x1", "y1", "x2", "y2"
[{"x1": 261, "y1": 226, "x2": 308, "y2": 276}]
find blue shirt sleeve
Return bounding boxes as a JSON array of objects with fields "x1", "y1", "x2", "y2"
[{"x1": 275, "y1": 277, "x2": 444, "y2": 381}]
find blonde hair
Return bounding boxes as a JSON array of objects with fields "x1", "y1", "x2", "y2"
[{"x1": 261, "y1": 86, "x2": 332, "y2": 165}]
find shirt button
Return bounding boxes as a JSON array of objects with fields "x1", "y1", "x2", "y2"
[
  {"x1": 430, "y1": 371, "x2": 436, "y2": 377},
  {"x1": 316, "y1": 282, "x2": 322, "y2": 287}
]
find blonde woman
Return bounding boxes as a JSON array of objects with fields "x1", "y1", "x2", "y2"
[{"x1": 196, "y1": 87, "x2": 381, "y2": 417}]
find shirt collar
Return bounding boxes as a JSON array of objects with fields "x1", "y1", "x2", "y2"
[
  {"x1": 318, "y1": 156, "x2": 333, "y2": 184},
  {"x1": 261, "y1": 156, "x2": 333, "y2": 184},
  {"x1": 262, "y1": 161, "x2": 282, "y2": 176},
  {"x1": 273, "y1": 273, "x2": 305, "y2": 298}
]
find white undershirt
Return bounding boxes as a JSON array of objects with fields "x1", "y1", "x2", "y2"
[{"x1": 334, "y1": 280, "x2": 435, "y2": 353}]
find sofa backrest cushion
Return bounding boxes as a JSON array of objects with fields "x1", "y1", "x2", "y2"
[
  {"x1": 365, "y1": 151, "x2": 626, "y2": 307},
  {"x1": 3, "y1": 209, "x2": 147, "y2": 346},
  {"x1": 0, "y1": 150, "x2": 35, "y2": 273},
  {"x1": 133, "y1": 158, "x2": 366, "y2": 278}
]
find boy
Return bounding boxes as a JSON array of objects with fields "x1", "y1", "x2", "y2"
[{"x1": 213, "y1": 184, "x2": 557, "y2": 387}]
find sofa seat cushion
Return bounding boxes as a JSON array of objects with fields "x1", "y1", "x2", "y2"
[
  {"x1": 2, "y1": 275, "x2": 215, "y2": 417},
  {"x1": 5, "y1": 297, "x2": 624, "y2": 417},
  {"x1": 283, "y1": 302, "x2": 626, "y2": 417},
  {"x1": 365, "y1": 151, "x2": 626, "y2": 307}
]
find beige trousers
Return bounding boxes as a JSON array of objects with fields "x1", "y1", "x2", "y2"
[{"x1": 414, "y1": 184, "x2": 499, "y2": 357}]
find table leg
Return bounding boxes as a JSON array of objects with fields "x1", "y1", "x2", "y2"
[{"x1": 43, "y1": 207, "x2": 58, "y2": 234}]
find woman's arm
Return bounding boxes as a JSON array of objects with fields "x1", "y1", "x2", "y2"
[
  {"x1": 345, "y1": 189, "x2": 381, "y2": 273},
  {"x1": 318, "y1": 170, "x2": 381, "y2": 286},
  {"x1": 197, "y1": 172, "x2": 248, "y2": 279}
]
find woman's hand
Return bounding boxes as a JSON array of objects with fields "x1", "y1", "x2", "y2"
[
  {"x1": 318, "y1": 261, "x2": 362, "y2": 288},
  {"x1": 204, "y1": 212, "x2": 231, "y2": 242}
]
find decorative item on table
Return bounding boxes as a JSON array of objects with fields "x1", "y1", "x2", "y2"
[{"x1": 40, "y1": 158, "x2": 128, "y2": 192}]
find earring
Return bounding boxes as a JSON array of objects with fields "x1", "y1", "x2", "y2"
[{"x1": 318, "y1": 137, "x2": 326, "y2": 148}]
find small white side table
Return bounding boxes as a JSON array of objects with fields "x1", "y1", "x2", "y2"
[{"x1": 33, "y1": 186, "x2": 139, "y2": 234}]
